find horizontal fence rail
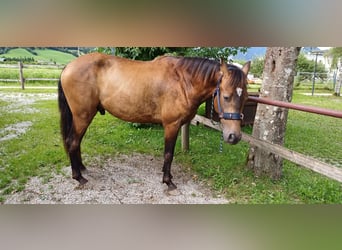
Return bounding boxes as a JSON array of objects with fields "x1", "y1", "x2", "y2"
[
  {"x1": 242, "y1": 132, "x2": 342, "y2": 183},
  {"x1": 25, "y1": 78, "x2": 59, "y2": 81},
  {"x1": 0, "y1": 79, "x2": 18, "y2": 82},
  {"x1": 0, "y1": 64, "x2": 64, "y2": 69},
  {"x1": 248, "y1": 96, "x2": 342, "y2": 119}
]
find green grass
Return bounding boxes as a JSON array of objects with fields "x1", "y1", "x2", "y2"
[
  {"x1": 0, "y1": 87, "x2": 341, "y2": 203},
  {"x1": 0, "y1": 67, "x2": 20, "y2": 79},
  {"x1": 0, "y1": 67, "x2": 61, "y2": 80},
  {"x1": 0, "y1": 48, "x2": 76, "y2": 65},
  {"x1": 0, "y1": 48, "x2": 34, "y2": 58},
  {"x1": 0, "y1": 94, "x2": 64, "y2": 199},
  {"x1": 286, "y1": 93, "x2": 342, "y2": 167},
  {"x1": 32, "y1": 49, "x2": 76, "y2": 65}
]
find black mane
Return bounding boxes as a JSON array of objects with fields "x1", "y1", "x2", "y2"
[
  {"x1": 176, "y1": 57, "x2": 246, "y2": 88},
  {"x1": 176, "y1": 57, "x2": 220, "y2": 84}
]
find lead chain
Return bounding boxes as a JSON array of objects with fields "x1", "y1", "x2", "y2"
[
  {"x1": 211, "y1": 94, "x2": 224, "y2": 153},
  {"x1": 219, "y1": 132, "x2": 224, "y2": 153}
]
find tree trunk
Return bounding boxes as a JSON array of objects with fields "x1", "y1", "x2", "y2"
[
  {"x1": 247, "y1": 47, "x2": 301, "y2": 180},
  {"x1": 335, "y1": 59, "x2": 342, "y2": 96}
]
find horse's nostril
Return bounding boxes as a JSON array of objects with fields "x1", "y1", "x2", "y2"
[
  {"x1": 226, "y1": 133, "x2": 241, "y2": 144},
  {"x1": 228, "y1": 133, "x2": 236, "y2": 142}
]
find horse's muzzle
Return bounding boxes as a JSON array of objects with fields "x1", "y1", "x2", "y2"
[{"x1": 225, "y1": 133, "x2": 242, "y2": 145}]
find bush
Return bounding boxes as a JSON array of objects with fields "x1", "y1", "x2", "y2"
[{"x1": 2, "y1": 57, "x2": 35, "y2": 64}]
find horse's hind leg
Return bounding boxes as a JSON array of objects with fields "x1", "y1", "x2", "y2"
[
  {"x1": 162, "y1": 123, "x2": 180, "y2": 191},
  {"x1": 67, "y1": 113, "x2": 96, "y2": 185}
]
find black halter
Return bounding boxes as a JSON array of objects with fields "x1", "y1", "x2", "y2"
[{"x1": 213, "y1": 77, "x2": 244, "y2": 121}]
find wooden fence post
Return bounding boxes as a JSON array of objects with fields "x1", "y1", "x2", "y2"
[
  {"x1": 18, "y1": 61, "x2": 25, "y2": 90},
  {"x1": 181, "y1": 123, "x2": 190, "y2": 151}
]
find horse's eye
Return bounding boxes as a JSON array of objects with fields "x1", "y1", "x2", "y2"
[{"x1": 223, "y1": 96, "x2": 230, "y2": 101}]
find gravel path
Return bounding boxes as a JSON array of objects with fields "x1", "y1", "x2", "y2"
[{"x1": 4, "y1": 153, "x2": 229, "y2": 204}]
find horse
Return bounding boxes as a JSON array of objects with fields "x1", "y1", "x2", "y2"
[{"x1": 58, "y1": 52, "x2": 250, "y2": 191}]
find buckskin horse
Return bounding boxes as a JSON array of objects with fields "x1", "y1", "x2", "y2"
[{"x1": 58, "y1": 52, "x2": 250, "y2": 191}]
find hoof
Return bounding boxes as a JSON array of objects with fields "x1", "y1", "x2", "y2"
[
  {"x1": 162, "y1": 177, "x2": 177, "y2": 191},
  {"x1": 79, "y1": 177, "x2": 88, "y2": 185},
  {"x1": 74, "y1": 176, "x2": 88, "y2": 190},
  {"x1": 166, "y1": 188, "x2": 180, "y2": 196},
  {"x1": 167, "y1": 181, "x2": 177, "y2": 191},
  {"x1": 75, "y1": 183, "x2": 88, "y2": 190},
  {"x1": 73, "y1": 175, "x2": 88, "y2": 185}
]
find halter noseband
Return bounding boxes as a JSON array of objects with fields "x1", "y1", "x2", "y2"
[{"x1": 213, "y1": 77, "x2": 244, "y2": 121}]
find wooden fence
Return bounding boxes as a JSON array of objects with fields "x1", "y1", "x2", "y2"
[
  {"x1": 0, "y1": 62, "x2": 62, "y2": 89},
  {"x1": 182, "y1": 96, "x2": 342, "y2": 183}
]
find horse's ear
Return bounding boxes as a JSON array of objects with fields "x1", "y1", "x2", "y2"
[
  {"x1": 242, "y1": 61, "x2": 251, "y2": 75},
  {"x1": 219, "y1": 57, "x2": 227, "y2": 66},
  {"x1": 219, "y1": 57, "x2": 228, "y2": 73}
]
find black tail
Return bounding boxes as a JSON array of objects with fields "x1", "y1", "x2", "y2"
[{"x1": 58, "y1": 79, "x2": 73, "y2": 151}]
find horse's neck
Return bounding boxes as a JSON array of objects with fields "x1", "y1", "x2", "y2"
[
  {"x1": 191, "y1": 77, "x2": 218, "y2": 106},
  {"x1": 174, "y1": 57, "x2": 219, "y2": 106}
]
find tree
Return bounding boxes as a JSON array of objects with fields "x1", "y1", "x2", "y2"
[
  {"x1": 184, "y1": 47, "x2": 248, "y2": 61},
  {"x1": 114, "y1": 47, "x2": 184, "y2": 60},
  {"x1": 326, "y1": 48, "x2": 342, "y2": 96},
  {"x1": 94, "y1": 47, "x2": 168, "y2": 60},
  {"x1": 326, "y1": 47, "x2": 342, "y2": 68},
  {"x1": 93, "y1": 47, "x2": 248, "y2": 61},
  {"x1": 247, "y1": 47, "x2": 301, "y2": 180},
  {"x1": 250, "y1": 57, "x2": 265, "y2": 78}
]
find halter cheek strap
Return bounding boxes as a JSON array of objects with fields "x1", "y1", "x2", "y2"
[{"x1": 213, "y1": 80, "x2": 244, "y2": 121}]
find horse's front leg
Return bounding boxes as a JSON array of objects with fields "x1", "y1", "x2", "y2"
[{"x1": 162, "y1": 123, "x2": 180, "y2": 191}]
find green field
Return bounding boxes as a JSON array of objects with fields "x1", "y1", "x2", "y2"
[
  {"x1": 0, "y1": 48, "x2": 76, "y2": 65},
  {"x1": 0, "y1": 86, "x2": 341, "y2": 204}
]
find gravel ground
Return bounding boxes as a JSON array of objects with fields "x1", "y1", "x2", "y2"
[{"x1": 4, "y1": 153, "x2": 229, "y2": 204}]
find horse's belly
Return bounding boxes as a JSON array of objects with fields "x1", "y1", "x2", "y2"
[{"x1": 102, "y1": 96, "x2": 162, "y2": 124}]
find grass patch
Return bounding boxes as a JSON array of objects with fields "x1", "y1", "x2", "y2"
[
  {"x1": 32, "y1": 49, "x2": 76, "y2": 65},
  {"x1": 0, "y1": 48, "x2": 76, "y2": 65},
  {"x1": 0, "y1": 96, "x2": 65, "y2": 198},
  {"x1": 0, "y1": 87, "x2": 341, "y2": 203},
  {"x1": 0, "y1": 48, "x2": 34, "y2": 58},
  {"x1": 286, "y1": 92, "x2": 342, "y2": 166}
]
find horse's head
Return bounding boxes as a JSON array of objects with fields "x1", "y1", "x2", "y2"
[{"x1": 214, "y1": 59, "x2": 250, "y2": 144}]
